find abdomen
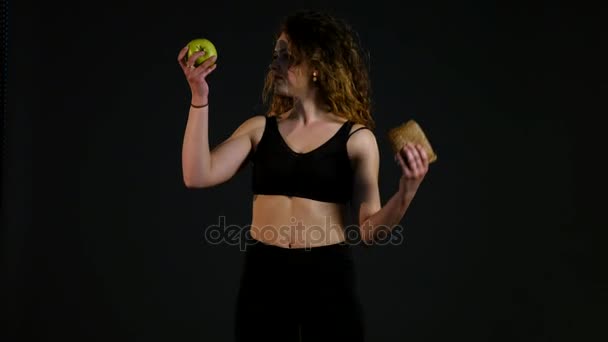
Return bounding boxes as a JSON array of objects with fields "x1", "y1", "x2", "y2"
[{"x1": 250, "y1": 195, "x2": 348, "y2": 248}]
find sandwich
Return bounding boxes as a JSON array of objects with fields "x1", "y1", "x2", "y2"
[{"x1": 387, "y1": 119, "x2": 438, "y2": 164}]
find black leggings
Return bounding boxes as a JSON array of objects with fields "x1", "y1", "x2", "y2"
[{"x1": 234, "y1": 239, "x2": 366, "y2": 342}]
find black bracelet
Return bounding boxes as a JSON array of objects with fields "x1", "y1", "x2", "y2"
[{"x1": 191, "y1": 102, "x2": 208, "y2": 108}]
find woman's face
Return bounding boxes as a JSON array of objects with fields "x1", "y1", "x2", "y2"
[{"x1": 270, "y1": 32, "x2": 314, "y2": 97}]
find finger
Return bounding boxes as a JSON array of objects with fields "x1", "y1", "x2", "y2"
[
  {"x1": 415, "y1": 144, "x2": 429, "y2": 172},
  {"x1": 412, "y1": 147, "x2": 428, "y2": 177},
  {"x1": 196, "y1": 63, "x2": 218, "y2": 79},
  {"x1": 396, "y1": 152, "x2": 413, "y2": 178},
  {"x1": 178, "y1": 47, "x2": 193, "y2": 70},
  {"x1": 185, "y1": 50, "x2": 208, "y2": 68},
  {"x1": 191, "y1": 56, "x2": 218, "y2": 76},
  {"x1": 416, "y1": 144, "x2": 428, "y2": 167},
  {"x1": 409, "y1": 144, "x2": 423, "y2": 170},
  {"x1": 402, "y1": 144, "x2": 419, "y2": 175},
  {"x1": 195, "y1": 55, "x2": 217, "y2": 70},
  {"x1": 177, "y1": 45, "x2": 189, "y2": 65},
  {"x1": 409, "y1": 144, "x2": 424, "y2": 177},
  {"x1": 201, "y1": 63, "x2": 218, "y2": 78}
]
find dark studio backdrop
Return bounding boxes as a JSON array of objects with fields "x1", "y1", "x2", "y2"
[{"x1": 2, "y1": 0, "x2": 602, "y2": 341}]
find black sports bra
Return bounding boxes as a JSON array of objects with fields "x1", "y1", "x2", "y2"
[{"x1": 250, "y1": 115, "x2": 370, "y2": 204}]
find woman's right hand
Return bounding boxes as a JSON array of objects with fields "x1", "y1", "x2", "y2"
[{"x1": 177, "y1": 45, "x2": 218, "y2": 100}]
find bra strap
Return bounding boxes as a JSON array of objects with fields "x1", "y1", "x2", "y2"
[{"x1": 347, "y1": 126, "x2": 371, "y2": 138}]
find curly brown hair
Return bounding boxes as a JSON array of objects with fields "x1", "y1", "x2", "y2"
[{"x1": 261, "y1": 10, "x2": 376, "y2": 131}]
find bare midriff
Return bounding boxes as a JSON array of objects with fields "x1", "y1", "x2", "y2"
[{"x1": 250, "y1": 194, "x2": 349, "y2": 248}]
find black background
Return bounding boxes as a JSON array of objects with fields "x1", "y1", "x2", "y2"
[{"x1": 2, "y1": 0, "x2": 603, "y2": 341}]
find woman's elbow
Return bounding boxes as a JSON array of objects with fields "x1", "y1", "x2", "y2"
[
  {"x1": 358, "y1": 225, "x2": 375, "y2": 246},
  {"x1": 183, "y1": 175, "x2": 210, "y2": 188}
]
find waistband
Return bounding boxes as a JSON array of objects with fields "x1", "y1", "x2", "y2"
[{"x1": 245, "y1": 238, "x2": 355, "y2": 262}]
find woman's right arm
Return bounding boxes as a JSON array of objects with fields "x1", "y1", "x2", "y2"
[
  {"x1": 177, "y1": 44, "x2": 260, "y2": 188},
  {"x1": 182, "y1": 106, "x2": 262, "y2": 188}
]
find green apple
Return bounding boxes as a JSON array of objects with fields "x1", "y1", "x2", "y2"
[{"x1": 186, "y1": 38, "x2": 218, "y2": 67}]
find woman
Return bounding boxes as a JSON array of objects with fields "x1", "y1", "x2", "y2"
[{"x1": 178, "y1": 10, "x2": 430, "y2": 342}]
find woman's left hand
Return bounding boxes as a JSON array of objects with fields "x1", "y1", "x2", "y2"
[{"x1": 395, "y1": 143, "x2": 430, "y2": 200}]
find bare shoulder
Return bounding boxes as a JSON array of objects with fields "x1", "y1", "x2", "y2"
[
  {"x1": 232, "y1": 115, "x2": 266, "y2": 137},
  {"x1": 239, "y1": 115, "x2": 268, "y2": 151},
  {"x1": 224, "y1": 114, "x2": 266, "y2": 146},
  {"x1": 347, "y1": 123, "x2": 378, "y2": 164}
]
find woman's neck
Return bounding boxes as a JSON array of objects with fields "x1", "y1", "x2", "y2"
[{"x1": 289, "y1": 97, "x2": 331, "y2": 125}]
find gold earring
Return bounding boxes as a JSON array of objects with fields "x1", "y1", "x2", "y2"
[{"x1": 313, "y1": 71, "x2": 317, "y2": 82}]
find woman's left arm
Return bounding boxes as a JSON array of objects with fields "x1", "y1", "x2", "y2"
[{"x1": 348, "y1": 130, "x2": 430, "y2": 245}]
